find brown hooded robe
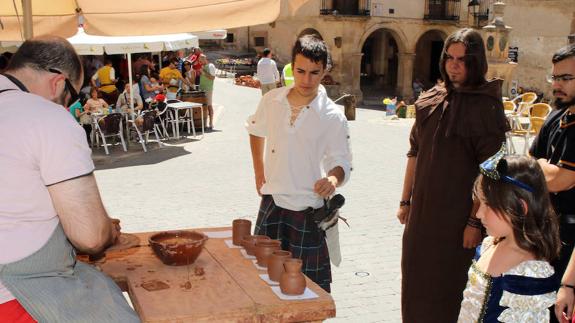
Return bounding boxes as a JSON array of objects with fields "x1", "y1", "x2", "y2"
[{"x1": 401, "y1": 79, "x2": 509, "y2": 323}]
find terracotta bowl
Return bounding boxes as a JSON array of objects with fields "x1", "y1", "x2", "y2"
[{"x1": 149, "y1": 230, "x2": 208, "y2": 266}]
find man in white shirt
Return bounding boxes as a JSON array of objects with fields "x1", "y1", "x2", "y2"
[
  {"x1": 246, "y1": 35, "x2": 352, "y2": 293},
  {"x1": 256, "y1": 48, "x2": 280, "y2": 95},
  {"x1": 116, "y1": 83, "x2": 144, "y2": 114}
]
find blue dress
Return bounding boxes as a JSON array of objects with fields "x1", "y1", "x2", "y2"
[{"x1": 458, "y1": 237, "x2": 557, "y2": 322}]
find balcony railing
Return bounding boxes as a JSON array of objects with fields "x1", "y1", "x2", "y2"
[
  {"x1": 424, "y1": 0, "x2": 461, "y2": 21},
  {"x1": 320, "y1": 0, "x2": 371, "y2": 16}
]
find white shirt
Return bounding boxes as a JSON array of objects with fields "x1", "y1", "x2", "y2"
[
  {"x1": 256, "y1": 57, "x2": 280, "y2": 85},
  {"x1": 91, "y1": 66, "x2": 115, "y2": 82},
  {"x1": 246, "y1": 85, "x2": 352, "y2": 211}
]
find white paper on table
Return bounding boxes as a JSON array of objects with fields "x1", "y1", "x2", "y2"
[
  {"x1": 258, "y1": 273, "x2": 279, "y2": 286},
  {"x1": 251, "y1": 259, "x2": 266, "y2": 271},
  {"x1": 201, "y1": 230, "x2": 232, "y2": 239},
  {"x1": 240, "y1": 249, "x2": 256, "y2": 260},
  {"x1": 224, "y1": 239, "x2": 242, "y2": 249},
  {"x1": 270, "y1": 286, "x2": 318, "y2": 300}
]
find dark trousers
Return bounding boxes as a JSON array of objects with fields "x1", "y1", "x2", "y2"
[{"x1": 82, "y1": 124, "x2": 92, "y2": 146}]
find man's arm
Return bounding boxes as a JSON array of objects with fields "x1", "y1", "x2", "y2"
[
  {"x1": 556, "y1": 248, "x2": 575, "y2": 322},
  {"x1": 48, "y1": 174, "x2": 117, "y2": 254},
  {"x1": 314, "y1": 166, "x2": 345, "y2": 198},
  {"x1": 249, "y1": 134, "x2": 266, "y2": 195},
  {"x1": 537, "y1": 159, "x2": 575, "y2": 192},
  {"x1": 110, "y1": 68, "x2": 116, "y2": 84},
  {"x1": 396, "y1": 157, "x2": 416, "y2": 224}
]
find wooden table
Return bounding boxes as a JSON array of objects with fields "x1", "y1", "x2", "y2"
[{"x1": 96, "y1": 227, "x2": 336, "y2": 322}]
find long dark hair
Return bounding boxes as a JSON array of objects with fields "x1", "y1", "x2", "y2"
[
  {"x1": 439, "y1": 28, "x2": 488, "y2": 88},
  {"x1": 473, "y1": 156, "x2": 560, "y2": 262}
]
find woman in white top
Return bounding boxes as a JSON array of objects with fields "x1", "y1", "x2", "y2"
[{"x1": 83, "y1": 88, "x2": 108, "y2": 114}]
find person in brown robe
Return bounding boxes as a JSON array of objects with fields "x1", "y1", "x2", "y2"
[{"x1": 397, "y1": 28, "x2": 509, "y2": 322}]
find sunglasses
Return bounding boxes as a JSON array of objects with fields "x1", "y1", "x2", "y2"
[{"x1": 48, "y1": 68, "x2": 80, "y2": 107}]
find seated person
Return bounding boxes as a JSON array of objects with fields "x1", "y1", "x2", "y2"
[
  {"x1": 116, "y1": 83, "x2": 143, "y2": 114},
  {"x1": 84, "y1": 88, "x2": 108, "y2": 115}
]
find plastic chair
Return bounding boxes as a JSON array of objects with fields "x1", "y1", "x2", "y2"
[
  {"x1": 503, "y1": 100, "x2": 516, "y2": 113},
  {"x1": 529, "y1": 103, "x2": 552, "y2": 118},
  {"x1": 507, "y1": 116, "x2": 545, "y2": 155},
  {"x1": 512, "y1": 92, "x2": 537, "y2": 105}
]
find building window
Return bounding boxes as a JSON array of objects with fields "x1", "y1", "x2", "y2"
[
  {"x1": 254, "y1": 37, "x2": 265, "y2": 47},
  {"x1": 226, "y1": 33, "x2": 234, "y2": 43}
]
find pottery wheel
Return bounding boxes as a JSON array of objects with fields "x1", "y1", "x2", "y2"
[{"x1": 106, "y1": 233, "x2": 141, "y2": 252}]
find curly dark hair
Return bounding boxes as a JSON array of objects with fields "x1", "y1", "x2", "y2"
[{"x1": 473, "y1": 156, "x2": 560, "y2": 262}]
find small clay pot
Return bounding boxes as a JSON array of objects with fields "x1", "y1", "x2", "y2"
[
  {"x1": 232, "y1": 219, "x2": 252, "y2": 246},
  {"x1": 280, "y1": 258, "x2": 306, "y2": 295},
  {"x1": 242, "y1": 235, "x2": 270, "y2": 256},
  {"x1": 255, "y1": 240, "x2": 281, "y2": 268},
  {"x1": 267, "y1": 250, "x2": 292, "y2": 282}
]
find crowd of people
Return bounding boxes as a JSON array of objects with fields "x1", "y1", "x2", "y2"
[{"x1": 0, "y1": 27, "x2": 574, "y2": 323}]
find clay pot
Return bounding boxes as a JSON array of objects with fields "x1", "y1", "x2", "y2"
[
  {"x1": 280, "y1": 258, "x2": 306, "y2": 295},
  {"x1": 267, "y1": 250, "x2": 292, "y2": 282},
  {"x1": 254, "y1": 239, "x2": 281, "y2": 268},
  {"x1": 242, "y1": 235, "x2": 270, "y2": 256},
  {"x1": 148, "y1": 230, "x2": 208, "y2": 266},
  {"x1": 232, "y1": 219, "x2": 252, "y2": 246}
]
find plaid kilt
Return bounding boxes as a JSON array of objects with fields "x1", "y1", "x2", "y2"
[{"x1": 255, "y1": 195, "x2": 331, "y2": 292}]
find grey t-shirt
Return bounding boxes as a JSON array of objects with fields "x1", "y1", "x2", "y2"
[{"x1": 140, "y1": 75, "x2": 154, "y2": 100}]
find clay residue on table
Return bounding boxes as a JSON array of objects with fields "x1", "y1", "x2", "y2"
[{"x1": 141, "y1": 280, "x2": 170, "y2": 291}]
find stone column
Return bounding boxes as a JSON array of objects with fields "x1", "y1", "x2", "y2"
[
  {"x1": 345, "y1": 52, "x2": 365, "y2": 101},
  {"x1": 397, "y1": 52, "x2": 416, "y2": 101}
]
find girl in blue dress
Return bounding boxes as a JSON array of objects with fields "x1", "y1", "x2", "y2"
[{"x1": 458, "y1": 147, "x2": 561, "y2": 322}]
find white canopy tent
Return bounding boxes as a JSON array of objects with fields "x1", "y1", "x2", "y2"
[
  {"x1": 66, "y1": 28, "x2": 200, "y2": 114},
  {"x1": 67, "y1": 28, "x2": 199, "y2": 55}
]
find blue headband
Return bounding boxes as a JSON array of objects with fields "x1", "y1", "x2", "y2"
[{"x1": 479, "y1": 143, "x2": 534, "y2": 193}]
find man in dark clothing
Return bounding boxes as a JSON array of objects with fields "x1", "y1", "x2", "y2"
[
  {"x1": 397, "y1": 28, "x2": 509, "y2": 322},
  {"x1": 529, "y1": 44, "x2": 575, "y2": 323}
]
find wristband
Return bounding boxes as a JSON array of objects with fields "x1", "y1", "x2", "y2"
[
  {"x1": 560, "y1": 283, "x2": 575, "y2": 290},
  {"x1": 399, "y1": 200, "x2": 411, "y2": 207}
]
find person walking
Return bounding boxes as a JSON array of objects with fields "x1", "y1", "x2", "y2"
[
  {"x1": 256, "y1": 48, "x2": 280, "y2": 95},
  {"x1": 246, "y1": 35, "x2": 352, "y2": 293},
  {"x1": 397, "y1": 28, "x2": 509, "y2": 322},
  {"x1": 199, "y1": 55, "x2": 216, "y2": 130}
]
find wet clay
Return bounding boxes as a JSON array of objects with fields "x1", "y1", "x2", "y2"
[{"x1": 141, "y1": 280, "x2": 170, "y2": 292}]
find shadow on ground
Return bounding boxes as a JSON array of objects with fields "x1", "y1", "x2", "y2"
[{"x1": 93, "y1": 143, "x2": 192, "y2": 171}]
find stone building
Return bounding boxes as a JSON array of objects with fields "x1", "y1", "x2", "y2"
[{"x1": 219, "y1": 0, "x2": 574, "y2": 103}]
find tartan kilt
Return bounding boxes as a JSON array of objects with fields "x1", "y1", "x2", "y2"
[{"x1": 255, "y1": 195, "x2": 331, "y2": 292}]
